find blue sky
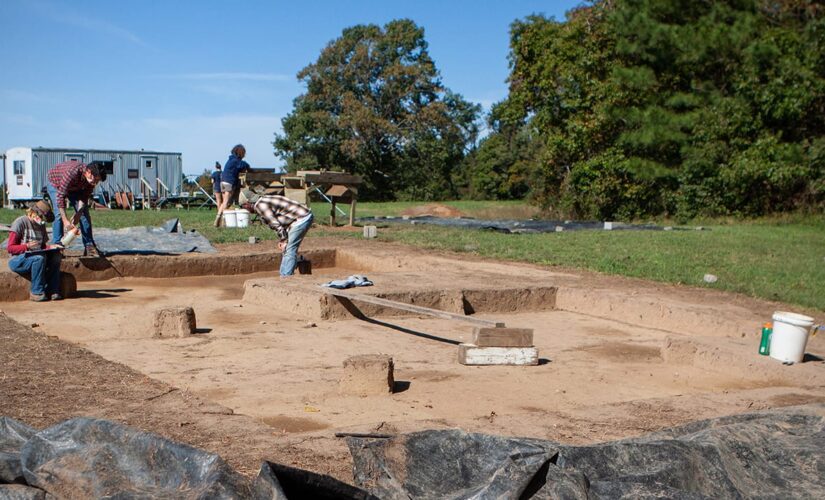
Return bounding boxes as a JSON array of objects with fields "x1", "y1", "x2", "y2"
[{"x1": 1, "y1": 0, "x2": 581, "y2": 174}]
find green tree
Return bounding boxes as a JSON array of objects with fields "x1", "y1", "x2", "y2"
[
  {"x1": 464, "y1": 103, "x2": 538, "y2": 200},
  {"x1": 274, "y1": 19, "x2": 481, "y2": 200},
  {"x1": 498, "y1": 0, "x2": 824, "y2": 218}
]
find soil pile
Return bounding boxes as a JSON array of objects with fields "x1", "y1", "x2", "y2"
[{"x1": 400, "y1": 203, "x2": 465, "y2": 218}]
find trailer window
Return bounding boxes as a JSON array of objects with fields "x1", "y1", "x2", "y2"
[
  {"x1": 64, "y1": 154, "x2": 84, "y2": 162},
  {"x1": 13, "y1": 161, "x2": 24, "y2": 175}
]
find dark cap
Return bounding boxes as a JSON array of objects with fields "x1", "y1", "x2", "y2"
[{"x1": 29, "y1": 199, "x2": 55, "y2": 223}]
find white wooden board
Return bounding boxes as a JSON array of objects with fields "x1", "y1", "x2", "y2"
[{"x1": 458, "y1": 344, "x2": 539, "y2": 366}]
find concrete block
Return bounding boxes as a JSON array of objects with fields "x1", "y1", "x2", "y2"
[
  {"x1": 363, "y1": 225, "x2": 378, "y2": 238},
  {"x1": 458, "y1": 344, "x2": 538, "y2": 366},
  {"x1": 153, "y1": 306, "x2": 196, "y2": 338},
  {"x1": 472, "y1": 327, "x2": 534, "y2": 347},
  {"x1": 248, "y1": 236, "x2": 258, "y2": 244},
  {"x1": 340, "y1": 354, "x2": 394, "y2": 396}
]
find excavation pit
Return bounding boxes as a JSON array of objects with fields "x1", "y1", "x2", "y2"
[
  {"x1": 1, "y1": 239, "x2": 822, "y2": 483},
  {"x1": 243, "y1": 275, "x2": 558, "y2": 322}
]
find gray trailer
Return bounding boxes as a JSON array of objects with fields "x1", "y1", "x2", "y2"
[{"x1": 4, "y1": 146, "x2": 182, "y2": 208}]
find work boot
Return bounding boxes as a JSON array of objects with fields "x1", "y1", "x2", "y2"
[
  {"x1": 30, "y1": 293, "x2": 48, "y2": 302},
  {"x1": 50, "y1": 293, "x2": 64, "y2": 301},
  {"x1": 84, "y1": 245, "x2": 100, "y2": 257}
]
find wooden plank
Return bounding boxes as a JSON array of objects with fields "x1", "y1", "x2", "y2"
[
  {"x1": 473, "y1": 327, "x2": 534, "y2": 347},
  {"x1": 458, "y1": 344, "x2": 539, "y2": 366},
  {"x1": 243, "y1": 171, "x2": 283, "y2": 182},
  {"x1": 325, "y1": 184, "x2": 351, "y2": 197},
  {"x1": 297, "y1": 170, "x2": 363, "y2": 185},
  {"x1": 284, "y1": 188, "x2": 307, "y2": 205},
  {"x1": 322, "y1": 289, "x2": 505, "y2": 328},
  {"x1": 282, "y1": 176, "x2": 305, "y2": 188}
]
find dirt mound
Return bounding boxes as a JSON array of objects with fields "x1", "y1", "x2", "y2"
[{"x1": 400, "y1": 203, "x2": 464, "y2": 218}]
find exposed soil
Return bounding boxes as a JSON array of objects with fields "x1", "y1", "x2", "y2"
[
  {"x1": 399, "y1": 203, "x2": 465, "y2": 218},
  {"x1": 0, "y1": 314, "x2": 352, "y2": 479},
  {"x1": 1, "y1": 239, "x2": 824, "y2": 485}
]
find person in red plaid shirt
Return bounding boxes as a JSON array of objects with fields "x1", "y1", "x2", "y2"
[
  {"x1": 241, "y1": 191, "x2": 314, "y2": 276},
  {"x1": 45, "y1": 160, "x2": 105, "y2": 256}
]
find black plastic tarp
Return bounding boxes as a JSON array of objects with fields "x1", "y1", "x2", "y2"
[
  {"x1": 347, "y1": 405, "x2": 825, "y2": 499},
  {"x1": 358, "y1": 216, "x2": 671, "y2": 234},
  {"x1": 0, "y1": 417, "x2": 35, "y2": 485},
  {"x1": 4, "y1": 407, "x2": 824, "y2": 499},
  {"x1": 1, "y1": 416, "x2": 378, "y2": 500},
  {"x1": 0, "y1": 484, "x2": 46, "y2": 500},
  {"x1": 253, "y1": 461, "x2": 379, "y2": 500},
  {"x1": 347, "y1": 430, "x2": 558, "y2": 499},
  {"x1": 19, "y1": 417, "x2": 249, "y2": 499}
]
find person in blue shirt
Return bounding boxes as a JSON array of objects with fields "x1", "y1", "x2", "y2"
[
  {"x1": 216, "y1": 144, "x2": 250, "y2": 226},
  {"x1": 210, "y1": 162, "x2": 223, "y2": 212}
]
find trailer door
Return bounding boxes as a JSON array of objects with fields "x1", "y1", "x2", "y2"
[{"x1": 140, "y1": 155, "x2": 158, "y2": 198}]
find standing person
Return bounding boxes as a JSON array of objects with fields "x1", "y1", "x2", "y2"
[
  {"x1": 46, "y1": 160, "x2": 105, "y2": 256},
  {"x1": 6, "y1": 200, "x2": 63, "y2": 301},
  {"x1": 210, "y1": 161, "x2": 223, "y2": 212},
  {"x1": 241, "y1": 191, "x2": 313, "y2": 277},
  {"x1": 216, "y1": 144, "x2": 250, "y2": 226}
]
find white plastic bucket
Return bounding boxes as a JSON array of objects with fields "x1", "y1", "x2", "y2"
[
  {"x1": 770, "y1": 311, "x2": 815, "y2": 363},
  {"x1": 222, "y1": 210, "x2": 238, "y2": 228},
  {"x1": 235, "y1": 209, "x2": 250, "y2": 228}
]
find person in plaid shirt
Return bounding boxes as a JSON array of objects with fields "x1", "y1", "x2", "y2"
[
  {"x1": 241, "y1": 191, "x2": 314, "y2": 276},
  {"x1": 46, "y1": 160, "x2": 105, "y2": 256}
]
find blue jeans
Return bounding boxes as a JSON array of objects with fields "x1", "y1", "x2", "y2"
[
  {"x1": 280, "y1": 213, "x2": 313, "y2": 276},
  {"x1": 9, "y1": 252, "x2": 62, "y2": 296},
  {"x1": 46, "y1": 183, "x2": 94, "y2": 246}
]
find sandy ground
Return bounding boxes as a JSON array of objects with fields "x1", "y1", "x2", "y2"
[{"x1": 2, "y1": 238, "x2": 824, "y2": 483}]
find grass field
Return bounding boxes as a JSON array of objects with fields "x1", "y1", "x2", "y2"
[{"x1": 2, "y1": 203, "x2": 823, "y2": 311}]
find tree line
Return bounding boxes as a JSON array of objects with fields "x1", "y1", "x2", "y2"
[{"x1": 273, "y1": 1, "x2": 824, "y2": 218}]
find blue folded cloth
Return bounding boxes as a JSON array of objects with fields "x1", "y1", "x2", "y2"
[{"x1": 321, "y1": 275, "x2": 374, "y2": 289}]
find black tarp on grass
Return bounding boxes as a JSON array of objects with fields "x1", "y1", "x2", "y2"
[{"x1": 357, "y1": 216, "x2": 678, "y2": 234}]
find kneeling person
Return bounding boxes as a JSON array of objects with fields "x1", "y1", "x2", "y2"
[
  {"x1": 241, "y1": 192, "x2": 313, "y2": 276},
  {"x1": 7, "y1": 201, "x2": 63, "y2": 301}
]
